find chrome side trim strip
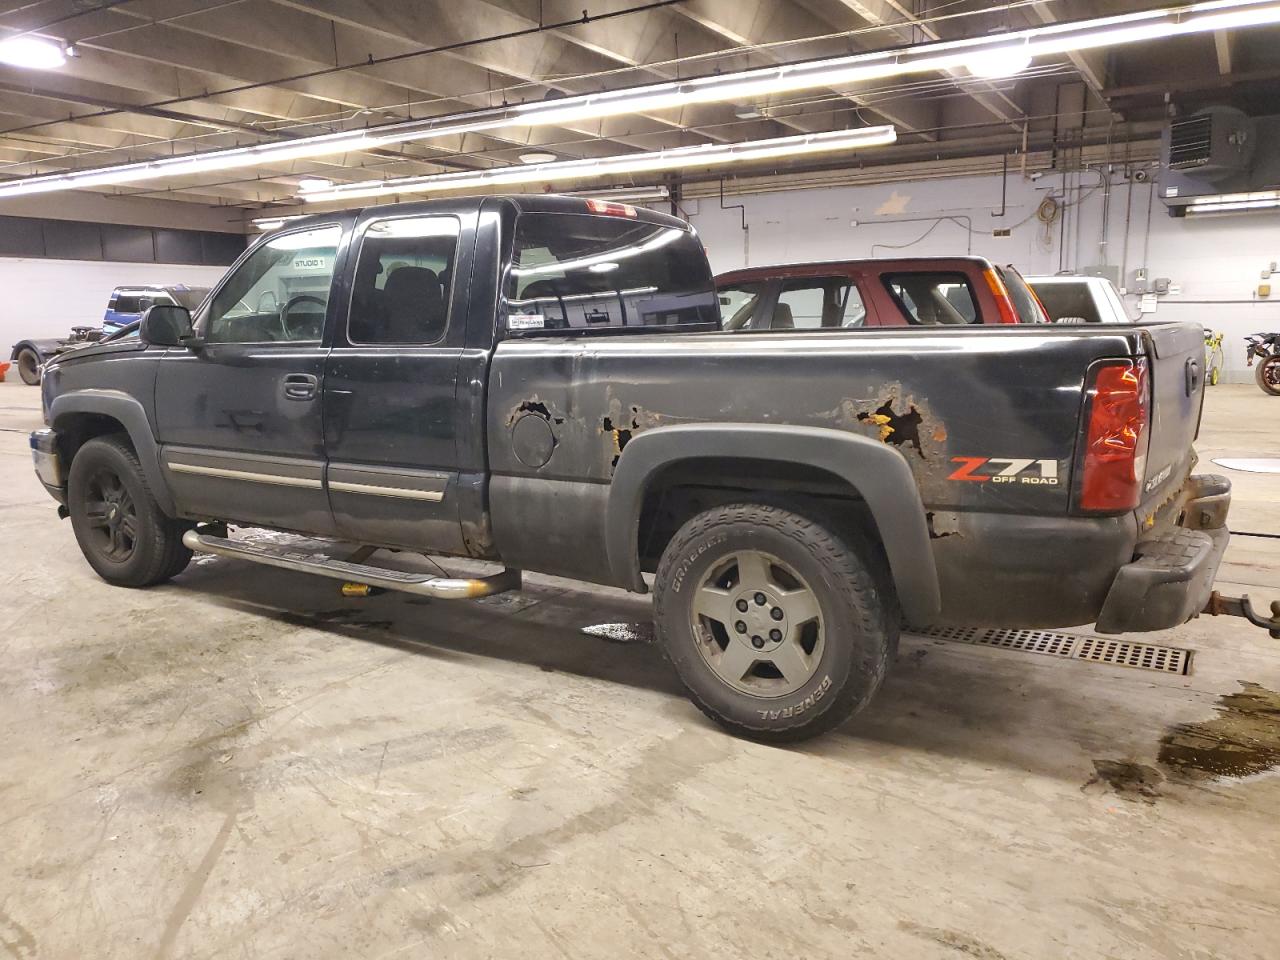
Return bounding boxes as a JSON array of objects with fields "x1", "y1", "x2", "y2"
[
  {"x1": 328, "y1": 480, "x2": 445, "y2": 501},
  {"x1": 166, "y1": 462, "x2": 324, "y2": 489}
]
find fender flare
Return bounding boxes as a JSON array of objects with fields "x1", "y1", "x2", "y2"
[
  {"x1": 11, "y1": 339, "x2": 61, "y2": 361},
  {"x1": 605, "y1": 423, "x2": 941, "y2": 625},
  {"x1": 49, "y1": 389, "x2": 176, "y2": 515}
]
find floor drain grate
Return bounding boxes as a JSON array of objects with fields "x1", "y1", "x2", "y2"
[{"x1": 919, "y1": 626, "x2": 1192, "y2": 675}]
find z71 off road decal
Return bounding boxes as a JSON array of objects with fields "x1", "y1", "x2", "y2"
[{"x1": 948, "y1": 457, "x2": 1060, "y2": 485}]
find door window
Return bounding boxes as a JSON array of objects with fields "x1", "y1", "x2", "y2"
[
  {"x1": 204, "y1": 225, "x2": 341, "y2": 343},
  {"x1": 773, "y1": 278, "x2": 865, "y2": 329},
  {"x1": 348, "y1": 216, "x2": 459, "y2": 344},
  {"x1": 883, "y1": 272, "x2": 979, "y2": 325}
]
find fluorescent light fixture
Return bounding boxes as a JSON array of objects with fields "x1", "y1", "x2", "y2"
[
  {"x1": 300, "y1": 126, "x2": 898, "y2": 203},
  {"x1": 1185, "y1": 190, "x2": 1280, "y2": 214},
  {"x1": 0, "y1": 36, "x2": 67, "y2": 70},
  {"x1": 965, "y1": 44, "x2": 1033, "y2": 78},
  {"x1": 1186, "y1": 200, "x2": 1280, "y2": 213},
  {"x1": 2, "y1": 0, "x2": 1280, "y2": 197},
  {"x1": 297, "y1": 177, "x2": 333, "y2": 191}
]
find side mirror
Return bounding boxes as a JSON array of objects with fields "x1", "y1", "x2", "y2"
[{"x1": 139, "y1": 304, "x2": 194, "y2": 347}]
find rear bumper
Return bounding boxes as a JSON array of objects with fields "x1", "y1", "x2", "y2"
[
  {"x1": 1094, "y1": 474, "x2": 1231, "y2": 634},
  {"x1": 29, "y1": 428, "x2": 66, "y2": 504}
]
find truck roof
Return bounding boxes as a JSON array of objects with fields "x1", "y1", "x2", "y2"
[
  {"x1": 715, "y1": 256, "x2": 996, "y2": 284},
  {"x1": 257, "y1": 193, "x2": 690, "y2": 236}
]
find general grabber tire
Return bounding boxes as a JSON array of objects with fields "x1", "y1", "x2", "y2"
[
  {"x1": 654, "y1": 502, "x2": 896, "y2": 743},
  {"x1": 67, "y1": 435, "x2": 193, "y2": 588}
]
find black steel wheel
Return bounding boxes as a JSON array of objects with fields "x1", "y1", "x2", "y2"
[
  {"x1": 16, "y1": 347, "x2": 40, "y2": 386},
  {"x1": 67, "y1": 435, "x2": 192, "y2": 587}
]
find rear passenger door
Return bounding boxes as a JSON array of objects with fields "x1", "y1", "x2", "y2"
[
  {"x1": 760, "y1": 276, "x2": 870, "y2": 329},
  {"x1": 322, "y1": 209, "x2": 475, "y2": 555}
]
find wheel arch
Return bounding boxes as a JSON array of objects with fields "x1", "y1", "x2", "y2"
[
  {"x1": 605, "y1": 423, "x2": 941, "y2": 625},
  {"x1": 50, "y1": 390, "x2": 176, "y2": 515}
]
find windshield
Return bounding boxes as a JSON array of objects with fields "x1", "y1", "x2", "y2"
[
  {"x1": 504, "y1": 212, "x2": 717, "y2": 333},
  {"x1": 998, "y1": 266, "x2": 1050, "y2": 323},
  {"x1": 1030, "y1": 281, "x2": 1103, "y2": 323}
]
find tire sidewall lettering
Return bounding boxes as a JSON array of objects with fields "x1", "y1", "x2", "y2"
[
  {"x1": 670, "y1": 534, "x2": 727, "y2": 595},
  {"x1": 755, "y1": 674, "x2": 833, "y2": 722}
]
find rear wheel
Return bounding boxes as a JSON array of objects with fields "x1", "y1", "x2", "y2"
[
  {"x1": 1256, "y1": 356, "x2": 1280, "y2": 396},
  {"x1": 654, "y1": 502, "x2": 895, "y2": 743},
  {"x1": 16, "y1": 347, "x2": 40, "y2": 386},
  {"x1": 67, "y1": 435, "x2": 192, "y2": 587}
]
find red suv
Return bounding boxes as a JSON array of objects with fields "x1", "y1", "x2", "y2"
[{"x1": 715, "y1": 257, "x2": 1048, "y2": 330}]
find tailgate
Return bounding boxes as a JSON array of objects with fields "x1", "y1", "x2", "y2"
[{"x1": 1140, "y1": 321, "x2": 1205, "y2": 509}]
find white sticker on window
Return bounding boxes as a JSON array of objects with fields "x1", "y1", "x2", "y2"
[{"x1": 508, "y1": 314, "x2": 545, "y2": 330}]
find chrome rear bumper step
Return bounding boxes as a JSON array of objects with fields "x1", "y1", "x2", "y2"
[{"x1": 182, "y1": 530, "x2": 521, "y2": 599}]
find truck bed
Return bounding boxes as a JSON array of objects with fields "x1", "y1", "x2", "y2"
[{"x1": 486, "y1": 321, "x2": 1206, "y2": 627}]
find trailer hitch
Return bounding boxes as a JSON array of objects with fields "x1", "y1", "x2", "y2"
[{"x1": 1203, "y1": 591, "x2": 1280, "y2": 639}]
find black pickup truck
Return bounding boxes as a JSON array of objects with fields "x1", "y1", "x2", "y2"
[{"x1": 30, "y1": 195, "x2": 1240, "y2": 741}]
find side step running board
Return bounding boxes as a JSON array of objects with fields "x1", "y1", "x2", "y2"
[{"x1": 182, "y1": 530, "x2": 521, "y2": 600}]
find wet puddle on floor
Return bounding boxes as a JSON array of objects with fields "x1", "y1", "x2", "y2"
[
  {"x1": 1087, "y1": 683, "x2": 1280, "y2": 802},
  {"x1": 1158, "y1": 682, "x2": 1280, "y2": 779},
  {"x1": 579, "y1": 622, "x2": 655, "y2": 644}
]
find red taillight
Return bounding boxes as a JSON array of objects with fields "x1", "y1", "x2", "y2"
[
  {"x1": 982, "y1": 267, "x2": 1021, "y2": 324},
  {"x1": 585, "y1": 198, "x2": 637, "y2": 217},
  {"x1": 1079, "y1": 359, "x2": 1150, "y2": 513}
]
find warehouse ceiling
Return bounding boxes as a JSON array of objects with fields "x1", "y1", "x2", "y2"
[{"x1": 0, "y1": 0, "x2": 1278, "y2": 215}]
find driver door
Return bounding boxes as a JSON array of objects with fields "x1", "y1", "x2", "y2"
[{"x1": 154, "y1": 221, "x2": 350, "y2": 534}]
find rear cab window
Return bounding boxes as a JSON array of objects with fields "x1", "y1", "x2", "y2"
[
  {"x1": 883, "y1": 272, "x2": 980, "y2": 325},
  {"x1": 504, "y1": 210, "x2": 718, "y2": 334},
  {"x1": 1032, "y1": 282, "x2": 1103, "y2": 323}
]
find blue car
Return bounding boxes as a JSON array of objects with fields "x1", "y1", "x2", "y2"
[
  {"x1": 11, "y1": 284, "x2": 210, "y2": 385},
  {"x1": 102, "y1": 284, "x2": 210, "y2": 332}
]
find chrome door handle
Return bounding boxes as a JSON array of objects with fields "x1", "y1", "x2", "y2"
[{"x1": 283, "y1": 373, "x2": 319, "y2": 400}]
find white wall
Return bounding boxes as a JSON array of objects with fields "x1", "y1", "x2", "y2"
[
  {"x1": 681, "y1": 170, "x2": 1280, "y2": 382},
  {"x1": 2, "y1": 258, "x2": 228, "y2": 349}
]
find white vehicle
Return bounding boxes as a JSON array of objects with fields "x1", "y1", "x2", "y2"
[{"x1": 1027, "y1": 275, "x2": 1133, "y2": 324}]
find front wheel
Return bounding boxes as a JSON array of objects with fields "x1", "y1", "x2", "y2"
[
  {"x1": 16, "y1": 347, "x2": 40, "y2": 386},
  {"x1": 1257, "y1": 355, "x2": 1280, "y2": 396},
  {"x1": 654, "y1": 502, "x2": 895, "y2": 742},
  {"x1": 67, "y1": 435, "x2": 193, "y2": 587}
]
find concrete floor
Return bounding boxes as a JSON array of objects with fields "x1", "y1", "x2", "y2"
[{"x1": 2, "y1": 377, "x2": 1279, "y2": 960}]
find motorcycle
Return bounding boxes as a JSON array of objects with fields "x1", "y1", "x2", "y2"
[{"x1": 1245, "y1": 333, "x2": 1280, "y2": 396}]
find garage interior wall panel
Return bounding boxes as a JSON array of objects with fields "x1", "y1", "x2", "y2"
[
  {"x1": 1, "y1": 258, "x2": 229, "y2": 347},
  {"x1": 685, "y1": 173, "x2": 1280, "y2": 383}
]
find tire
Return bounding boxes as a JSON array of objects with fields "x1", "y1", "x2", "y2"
[
  {"x1": 16, "y1": 347, "x2": 40, "y2": 386},
  {"x1": 1256, "y1": 356, "x2": 1280, "y2": 396},
  {"x1": 67, "y1": 435, "x2": 193, "y2": 587},
  {"x1": 653, "y1": 502, "x2": 895, "y2": 743}
]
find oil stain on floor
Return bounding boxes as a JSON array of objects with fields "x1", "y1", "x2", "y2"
[{"x1": 1158, "y1": 682, "x2": 1280, "y2": 779}]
